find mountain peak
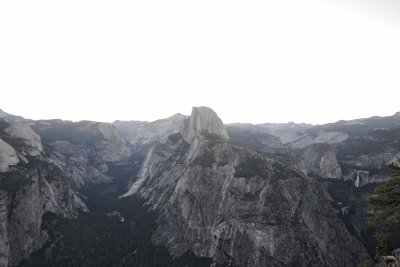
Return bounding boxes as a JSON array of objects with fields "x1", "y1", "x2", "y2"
[{"x1": 181, "y1": 106, "x2": 229, "y2": 143}]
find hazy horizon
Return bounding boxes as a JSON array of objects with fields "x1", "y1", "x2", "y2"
[
  {"x1": 1, "y1": 0, "x2": 399, "y2": 125},
  {"x1": 2, "y1": 105, "x2": 399, "y2": 126}
]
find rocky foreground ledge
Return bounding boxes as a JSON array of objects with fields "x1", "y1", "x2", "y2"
[{"x1": 378, "y1": 249, "x2": 400, "y2": 267}]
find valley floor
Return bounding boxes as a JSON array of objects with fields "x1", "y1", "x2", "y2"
[{"x1": 18, "y1": 180, "x2": 215, "y2": 267}]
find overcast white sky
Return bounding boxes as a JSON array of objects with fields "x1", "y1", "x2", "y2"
[{"x1": 0, "y1": 0, "x2": 399, "y2": 124}]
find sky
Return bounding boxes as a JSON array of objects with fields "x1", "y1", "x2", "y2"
[{"x1": 0, "y1": 0, "x2": 399, "y2": 125}]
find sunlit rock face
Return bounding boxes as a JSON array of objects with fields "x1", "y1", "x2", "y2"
[{"x1": 124, "y1": 107, "x2": 370, "y2": 267}]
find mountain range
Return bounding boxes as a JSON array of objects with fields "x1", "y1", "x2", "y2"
[{"x1": 1, "y1": 107, "x2": 400, "y2": 266}]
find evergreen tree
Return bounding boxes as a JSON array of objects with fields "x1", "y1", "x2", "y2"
[{"x1": 367, "y1": 160, "x2": 400, "y2": 258}]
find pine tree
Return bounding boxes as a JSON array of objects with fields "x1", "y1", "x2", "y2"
[{"x1": 367, "y1": 160, "x2": 400, "y2": 258}]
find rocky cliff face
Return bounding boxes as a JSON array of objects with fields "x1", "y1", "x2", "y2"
[
  {"x1": 30, "y1": 120, "x2": 133, "y2": 188},
  {"x1": 0, "y1": 109, "x2": 25, "y2": 124},
  {"x1": 297, "y1": 143, "x2": 342, "y2": 179},
  {"x1": 0, "y1": 139, "x2": 20, "y2": 173},
  {"x1": 232, "y1": 112, "x2": 400, "y2": 187},
  {"x1": 336, "y1": 127, "x2": 400, "y2": 187},
  {"x1": 0, "y1": 119, "x2": 86, "y2": 266},
  {"x1": 287, "y1": 131, "x2": 349, "y2": 149},
  {"x1": 4, "y1": 123, "x2": 43, "y2": 156},
  {"x1": 226, "y1": 126, "x2": 285, "y2": 154},
  {"x1": 2, "y1": 106, "x2": 398, "y2": 266},
  {"x1": 114, "y1": 113, "x2": 187, "y2": 155},
  {"x1": 227, "y1": 122, "x2": 313, "y2": 144},
  {"x1": 181, "y1": 107, "x2": 229, "y2": 143},
  {"x1": 124, "y1": 107, "x2": 370, "y2": 266}
]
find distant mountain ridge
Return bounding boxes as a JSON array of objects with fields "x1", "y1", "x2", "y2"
[{"x1": 227, "y1": 111, "x2": 400, "y2": 186}]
